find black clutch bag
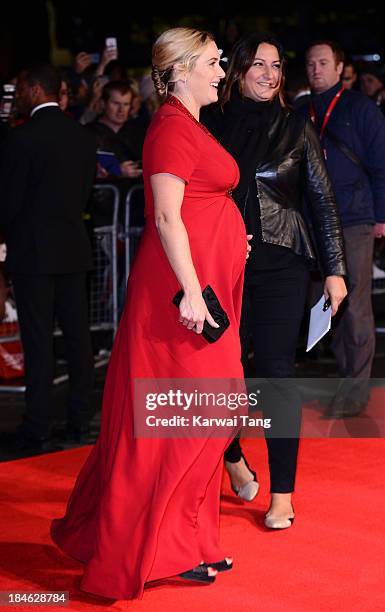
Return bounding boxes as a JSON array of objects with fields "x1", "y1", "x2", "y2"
[{"x1": 172, "y1": 284, "x2": 230, "y2": 343}]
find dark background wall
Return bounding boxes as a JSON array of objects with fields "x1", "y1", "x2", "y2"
[{"x1": 0, "y1": 2, "x2": 383, "y2": 80}]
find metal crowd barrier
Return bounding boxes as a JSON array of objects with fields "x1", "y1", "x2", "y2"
[
  {"x1": 1, "y1": 180, "x2": 383, "y2": 388},
  {"x1": 373, "y1": 257, "x2": 385, "y2": 333},
  {"x1": 89, "y1": 183, "x2": 120, "y2": 336},
  {"x1": 123, "y1": 184, "x2": 145, "y2": 286},
  {"x1": 0, "y1": 182, "x2": 121, "y2": 392}
]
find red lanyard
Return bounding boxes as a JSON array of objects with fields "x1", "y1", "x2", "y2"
[{"x1": 310, "y1": 86, "x2": 345, "y2": 140}]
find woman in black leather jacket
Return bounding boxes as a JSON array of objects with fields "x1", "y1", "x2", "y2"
[{"x1": 204, "y1": 34, "x2": 347, "y2": 528}]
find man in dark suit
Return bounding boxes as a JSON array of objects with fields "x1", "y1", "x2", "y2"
[{"x1": 0, "y1": 64, "x2": 97, "y2": 451}]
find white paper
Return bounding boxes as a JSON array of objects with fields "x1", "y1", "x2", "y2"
[{"x1": 306, "y1": 295, "x2": 332, "y2": 352}]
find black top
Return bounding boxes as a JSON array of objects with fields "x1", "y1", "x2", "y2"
[
  {"x1": 203, "y1": 92, "x2": 305, "y2": 271},
  {"x1": 243, "y1": 180, "x2": 302, "y2": 271},
  {"x1": 88, "y1": 120, "x2": 140, "y2": 162}
]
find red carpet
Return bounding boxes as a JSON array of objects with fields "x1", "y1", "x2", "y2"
[{"x1": 1, "y1": 438, "x2": 385, "y2": 611}]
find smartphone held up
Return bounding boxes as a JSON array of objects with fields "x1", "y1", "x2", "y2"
[{"x1": 105, "y1": 37, "x2": 118, "y2": 60}]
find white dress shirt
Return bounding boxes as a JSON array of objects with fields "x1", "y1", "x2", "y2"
[{"x1": 30, "y1": 102, "x2": 60, "y2": 117}]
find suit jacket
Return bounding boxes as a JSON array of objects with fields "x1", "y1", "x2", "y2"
[{"x1": 0, "y1": 106, "x2": 96, "y2": 274}]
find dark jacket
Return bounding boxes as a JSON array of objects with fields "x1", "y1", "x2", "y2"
[
  {"x1": 88, "y1": 119, "x2": 137, "y2": 162},
  {"x1": 298, "y1": 82, "x2": 385, "y2": 227},
  {"x1": 0, "y1": 106, "x2": 96, "y2": 274},
  {"x1": 203, "y1": 95, "x2": 346, "y2": 277}
]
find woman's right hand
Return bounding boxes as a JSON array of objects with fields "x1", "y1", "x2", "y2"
[
  {"x1": 179, "y1": 291, "x2": 219, "y2": 334},
  {"x1": 246, "y1": 234, "x2": 253, "y2": 259}
]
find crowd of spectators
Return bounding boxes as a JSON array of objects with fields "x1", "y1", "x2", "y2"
[
  {"x1": 1, "y1": 45, "x2": 385, "y2": 180},
  {"x1": 0, "y1": 46, "x2": 160, "y2": 178}
]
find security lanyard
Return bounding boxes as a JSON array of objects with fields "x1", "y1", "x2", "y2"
[{"x1": 309, "y1": 86, "x2": 345, "y2": 140}]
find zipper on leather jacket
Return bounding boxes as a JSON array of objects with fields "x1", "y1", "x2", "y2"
[{"x1": 243, "y1": 187, "x2": 250, "y2": 220}]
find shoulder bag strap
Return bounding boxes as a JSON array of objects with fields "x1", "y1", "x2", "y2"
[{"x1": 324, "y1": 126, "x2": 369, "y2": 177}]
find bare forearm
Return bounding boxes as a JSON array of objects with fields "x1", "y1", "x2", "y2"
[
  {"x1": 94, "y1": 63, "x2": 106, "y2": 77},
  {"x1": 156, "y1": 217, "x2": 201, "y2": 295}
]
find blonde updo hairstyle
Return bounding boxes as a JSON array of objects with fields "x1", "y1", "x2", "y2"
[{"x1": 152, "y1": 27, "x2": 214, "y2": 99}]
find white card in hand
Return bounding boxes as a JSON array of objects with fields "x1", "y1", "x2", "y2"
[{"x1": 306, "y1": 295, "x2": 332, "y2": 352}]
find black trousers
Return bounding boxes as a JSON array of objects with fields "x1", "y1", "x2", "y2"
[
  {"x1": 331, "y1": 224, "x2": 375, "y2": 402},
  {"x1": 225, "y1": 260, "x2": 310, "y2": 493},
  {"x1": 12, "y1": 273, "x2": 94, "y2": 439}
]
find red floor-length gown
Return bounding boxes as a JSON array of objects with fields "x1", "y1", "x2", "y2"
[{"x1": 51, "y1": 96, "x2": 247, "y2": 600}]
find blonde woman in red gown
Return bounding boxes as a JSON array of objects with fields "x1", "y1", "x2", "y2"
[{"x1": 51, "y1": 28, "x2": 248, "y2": 600}]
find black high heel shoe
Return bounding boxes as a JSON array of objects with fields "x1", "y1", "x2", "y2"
[
  {"x1": 179, "y1": 564, "x2": 217, "y2": 583},
  {"x1": 227, "y1": 453, "x2": 259, "y2": 502}
]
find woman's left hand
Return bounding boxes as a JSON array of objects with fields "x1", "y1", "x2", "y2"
[
  {"x1": 324, "y1": 275, "x2": 348, "y2": 316},
  {"x1": 246, "y1": 234, "x2": 253, "y2": 259}
]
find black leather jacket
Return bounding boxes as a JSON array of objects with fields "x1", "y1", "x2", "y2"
[
  {"x1": 257, "y1": 109, "x2": 346, "y2": 275},
  {"x1": 204, "y1": 101, "x2": 346, "y2": 277}
]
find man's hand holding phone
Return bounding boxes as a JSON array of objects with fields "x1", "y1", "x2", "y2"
[
  {"x1": 105, "y1": 37, "x2": 118, "y2": 60},
  {"x1": 120, "y1": 161, "x2": 142, "y2": 178}
]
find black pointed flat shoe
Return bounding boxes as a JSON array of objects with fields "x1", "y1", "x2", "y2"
[
  {"x1": 264, "y1": 515, "x2": 295, "y2": 529},
  {"x1": 202, "y1": 558, "x2": 233, "y2": 572},
  {"x1": 179, "y1": 564, "x2": 217, "y2": 583},
  {"x1": 227, "y1": 453, "x2": 259, "y2": 502},
  {"x1": 264, "y1": 505, "x2": 295, "y2": 529}
]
